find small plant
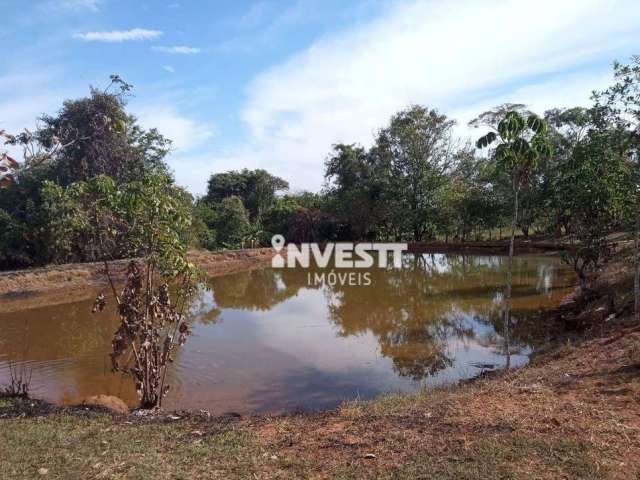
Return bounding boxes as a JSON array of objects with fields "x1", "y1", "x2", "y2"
[
  {"x1": 2, "y1": 361, "x2": 32, "y2": 397},
  {"x1": 95, "y1": 260, "x2": 196, "y2": 408}
]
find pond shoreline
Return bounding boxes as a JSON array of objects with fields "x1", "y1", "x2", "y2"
[
  {"x1": 1, "y1": 257, "x2": 637, "y2": 478},
  {"x1": 0, "y1": 240, "x2": 569, "y2": 313},
  {"x1": 0, "y1": 247, "x2": 277, "y2": 313}
]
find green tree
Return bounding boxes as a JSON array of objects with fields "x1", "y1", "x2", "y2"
[
  {"x1": 287, "y1": 206, "x2": 324, "y2": 243},
  {"x1": 0, "y1": 77, "x2": 174, "y2": 268},
  {"x1": 324, "y1": 144, "x2": 380, "y2": 239},
  {"x1": 375, "y1": 105, "x2": 456, "y2": 241},
  {"x1": 476, "y1": 110, "x2": 551, "y2": 367},
  {"x1": 443, "y1": 148, "x2": 503, "y2": 241},
  {"x1": 0, "y1": 161, "x2": 61, "y2": 268},
  {"x1": 40, "y1": 173, "x2": 194, "y2": 269},
  {"x1": 206, "y1": 169, "x2": 288, "y2": 222},
  {"x1": 556, "y1": 130, "x2": 631, "y2": 295},
  {"x1": 31, "y1": 76, "x2": 170, "y2": 185},
  {"x1": 0, "y1": 208, "x2": 29, "y2": 268},
  {"x1": 542, "y1": 107, "x2": 596, "y2": 236},
  {"x1": 212, "y1": 196, "x2": 250, "y2": 248},
  {"x1": 191, "y1": 199, "x2": 218, "y2": 250},
  {"x1": 262, "y1": 196, "x2": 298, "y2": 239}
]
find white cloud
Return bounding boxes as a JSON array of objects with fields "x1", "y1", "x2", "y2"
[
  {"x1": 132, "y1": 105, "x2": 215, "y2": 189},
  {"x1": 133, "y1": 106, "x2": 216, "y2": 193},
  {"x1": 202, "y1": 0, "x2": 640, "y2": 192},
  {"x1": 0, "y1": 69, "x2": 81, "y2": 163},
  {"x1": 452, "y1": 70, "x2": 615, "y2": 142},
  {"x1": 152, "y1": 46, "x2": 201, "y2": 54},
  {"x1": 163, "y1": 153, "x2": 225, "y2": 196},
  {"x1": 162, "y1": 65, "x2": 176, "y2": 73},
  {"x1": 74, "y1": 28, "x2": 162, "y2": 42},
  {"x1": 134, "y1": 105, "x2": 215, "y2": 153},
  {"x1": 60, "y1": 0, "x2": 102, "y2": 11}
]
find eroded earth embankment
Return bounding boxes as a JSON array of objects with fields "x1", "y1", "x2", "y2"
[{"x1": 0, "y1": 248, "x2": 277, "y2": 313}]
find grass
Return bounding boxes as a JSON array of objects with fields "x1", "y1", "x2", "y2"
[
  {"x1": 0, "y1": 403, "x2": 607, "y2": 480},
  {"x1": 0, "y1": 409, "x2": 262, "y2": 479}
]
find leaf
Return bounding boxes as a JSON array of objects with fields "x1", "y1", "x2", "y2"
[
  {"x1": 512, "y1": 138, "x2": 531, "y2": 156},
  {"x1": 476, "y1": 131, "x2": 496, "y2": 148},
  {"x1": 526, "y1": 114, "x2": 546, "y2": 134},
  {"x1": 500, "y1": 111, "x2": 525, "y2": 140}
]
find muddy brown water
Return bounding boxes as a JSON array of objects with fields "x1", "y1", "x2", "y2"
[{"x1": 0, "y1": 253, "x2": 574, "y2": 414}]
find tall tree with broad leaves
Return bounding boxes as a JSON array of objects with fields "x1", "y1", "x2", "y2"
[{"x1": 476, "y1": 111, "x2": 551, "y2": 368}]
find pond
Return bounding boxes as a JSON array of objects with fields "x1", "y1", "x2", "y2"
[{"x1": 0, "y1": 253, "x2": 574, "y2": 414}]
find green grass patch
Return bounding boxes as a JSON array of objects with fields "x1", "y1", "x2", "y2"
[{"x1": 0, "y1": 413, "x2": 262, "y2": 480}]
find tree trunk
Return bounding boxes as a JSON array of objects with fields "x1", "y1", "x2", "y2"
[
  {"x1": 635, "y1": 191, "x2": 640, "y2": 323},
  {"x1": 504, "y1": 186, "x2": 518, "y2": 370}
]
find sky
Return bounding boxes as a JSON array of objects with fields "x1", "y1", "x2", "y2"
[{"x1": 1, "y1": 0, "x2": 640, "y2": 195}]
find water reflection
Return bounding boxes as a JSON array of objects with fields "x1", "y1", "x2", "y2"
[
  {"x1": 207, "y1": 254, "x2": 571, "y2": 384},
  {"x1": 0, "y1": 254, "x2": 574, "y2": 413},
  {"x1": 208, "y1": 268, "x2": 309, "y2": 311}
]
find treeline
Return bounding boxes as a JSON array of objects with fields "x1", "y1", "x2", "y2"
[
  {"x1": 1, "y1": 59, "x2": 638, "y2": 286},
  {"x1": 194, "y1": 63, "x2": 636, "y2": 254}
]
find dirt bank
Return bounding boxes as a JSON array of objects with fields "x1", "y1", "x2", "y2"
[
  {"x1": 0, "y1": 248, "x2": 277, "y2": 313},
  {"x1": 409, "y1": 239, "x2": 572, "y2": 255}
]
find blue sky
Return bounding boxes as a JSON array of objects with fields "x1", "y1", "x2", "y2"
[{"x1": 2, "y1": 0, "x2": 640, "y2": 194}]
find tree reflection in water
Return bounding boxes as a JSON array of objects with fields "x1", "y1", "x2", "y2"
[{"x1": 205, "y1": 253, "x2": 574, "y2": 382}]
